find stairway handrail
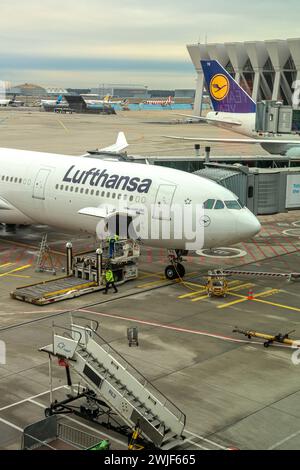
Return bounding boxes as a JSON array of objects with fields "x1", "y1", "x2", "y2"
[{"x1": 92, "y1": 330, "x2": 186, "y2": 427}]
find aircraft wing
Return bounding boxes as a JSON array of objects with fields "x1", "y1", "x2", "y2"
[
  {"x1": 175, "y1": 113, "x2": 242, "y2": 126},
  {"x1": 98, "y1": 132, "x2": 129, "y2": 153},
  {"x1": 163, "y1": 135, "x2": 300, "y2": 145},
  {"x1": 78, "y1": 206, "x2": 138, "y2": 219}
]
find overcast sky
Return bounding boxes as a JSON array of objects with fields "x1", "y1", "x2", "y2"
[{"x1": 0, "y1": 0, "x2": 299, "y2": 89}]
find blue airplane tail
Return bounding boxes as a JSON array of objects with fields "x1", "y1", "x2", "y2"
[
  {"x1": 56, "y1": 95, "x2": 63, "y2": 105},
  {"x1": 201, "y1": 60, "x2": 256, "y2": 114}
]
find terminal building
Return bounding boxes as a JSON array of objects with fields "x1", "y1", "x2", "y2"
[{"x1": 187, "y1": 38, "x2": 300, "y2": 114}]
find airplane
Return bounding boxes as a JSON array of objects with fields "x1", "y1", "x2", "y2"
[
  {"x1": 143, "y1": 96, "x2": 173, "y2": 106},
  {"x1": 84, "y1": 95, "x2": 123, "y2": 106},
  {"x1": 165, "y1": 59, "x2": 300, "y2": 157},
  {"x1": 40, "y1": 95, "x2": 65, "y2": 108},
  {"x1": 0, "y1": 94, "x2": 24, "y2": 107},
  {"x1": 0, "y1": 132, "x2": 261, "y2": 280}
]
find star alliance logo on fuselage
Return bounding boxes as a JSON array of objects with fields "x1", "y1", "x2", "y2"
[{"x1": 63, "y1": 165, "x2": 153, "y2": 194}]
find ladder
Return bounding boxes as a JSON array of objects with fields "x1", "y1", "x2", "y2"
[
  {"x1": 35, "y1": 234, "x2": 56, "y2": 274},
  {"x1": 42, "y1": 318, "x2": 186, "y2": 450}
]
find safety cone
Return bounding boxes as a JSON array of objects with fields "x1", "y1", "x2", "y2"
[{"x1": 247, "y1": 288, "x2": 254, "y2": 300}]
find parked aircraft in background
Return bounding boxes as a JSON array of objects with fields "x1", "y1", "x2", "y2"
[
  {"x1": 143, "y1": 96, "x2": 173, "y2": 106},
  {"x1": 167, "y1": 60, "x2": 300, "y2": 157}
]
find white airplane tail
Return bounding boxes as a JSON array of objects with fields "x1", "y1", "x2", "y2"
[{"x1": 99, "y1": 132, "x2": 129, "y2": 153}]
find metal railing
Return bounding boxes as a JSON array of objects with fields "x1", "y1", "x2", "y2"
[{"x1": 91, "y1": 329, "x2": 186, "y2": 429}]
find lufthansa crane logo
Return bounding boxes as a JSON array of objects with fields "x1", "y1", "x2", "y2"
[{"x1": 210, "y1": 74, "x2": 230, "y2": 101}]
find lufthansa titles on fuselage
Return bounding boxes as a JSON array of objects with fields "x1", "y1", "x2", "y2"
[{"x1": 63, "y1": 165, "x2": 152, "y2": 194}]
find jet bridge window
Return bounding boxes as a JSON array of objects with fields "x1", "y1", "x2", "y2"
[
  {"x1": 203, "y1": 199, "x2": 215, "y2": 209},
  {"x1": 225, "y1": 200, "x2": 242, "y2": 210},
  {"x1": 214, "y1": 200, "x2": 225, "y2": 209}
]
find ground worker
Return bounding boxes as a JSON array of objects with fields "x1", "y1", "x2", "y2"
[
  {"x1": 107, "y1": 234, "x2": 120, "y2": 258},
  {"x1": 103, "y1": 266, "x2": 118, "y2": 294}
]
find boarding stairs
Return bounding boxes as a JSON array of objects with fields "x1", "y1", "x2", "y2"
[{"x1": 43, "y1": 318, "x2": 186, "y2": 450}]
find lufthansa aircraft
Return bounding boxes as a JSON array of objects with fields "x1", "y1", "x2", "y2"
[
  {"x1": 0, "y1": 133, "x2": 261, "y2": 279},
  {"x1": 166, "y1": 60, "x2": 300, "y2": 157}
]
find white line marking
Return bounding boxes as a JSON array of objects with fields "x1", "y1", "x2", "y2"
[
  {"x1": 185, "y1": 429, "x2": 228, "y2": 450},
  {"x1": 269, "y1": 429, "x2": 300, "y2": 450},
  {"x1": 29, "y1": 399, "x2": 127, "y2": 447},
  {"x1": 0, "y1": 386, "x2": 66, "y2": 412},
  {"x1": 0, "y1": 417, "x2": 23, "y2": 432},
  {"x1": 184, "y1": 438, "x2": 209, "y2": 450}
]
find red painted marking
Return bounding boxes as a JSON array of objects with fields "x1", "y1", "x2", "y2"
[{"x1": 80, "y1": 308, "x2": 254, "y2": 344}]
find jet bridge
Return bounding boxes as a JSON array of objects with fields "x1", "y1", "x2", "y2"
[
  {"x1": 11, "y1": 239, "x2": 140, "y2": 305},
  {"x1": 40, "y1": 316, "x2": 186, "y2": 450}
]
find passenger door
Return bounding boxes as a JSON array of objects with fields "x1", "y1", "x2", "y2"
[
  {"x1": 32, "y1": 168, "x2": 52, "y2": 200},
  {"x1": 153, "y1": 184, "x2": 176, "y2": 220}
]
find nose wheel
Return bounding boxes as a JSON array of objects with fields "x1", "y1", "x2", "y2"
[{"x1": 165, "y1": 250, "x2": 187, "y2": 280}]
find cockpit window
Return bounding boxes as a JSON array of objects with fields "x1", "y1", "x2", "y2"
[
  {"x1": 203, "y1": 199, "x2": 215, "y2": 209},
  {"x1": 237, "y1": 198, "x2": 244, "y2": 208},
  {"x1": 214, "y1": 200, "x2": 225, "y2": 210},
  {"x1": 225, "y1": 200, "x2": 242, "y2": 210}
]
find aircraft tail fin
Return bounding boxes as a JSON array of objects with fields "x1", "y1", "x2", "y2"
[
  {"x1": 56, "y1": 95, "x2": 63, "y2": 105},
  {"x1": 201, "y1": 60, "x2": 256, "y2": 114}
]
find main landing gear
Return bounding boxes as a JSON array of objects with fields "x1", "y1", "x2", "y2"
[{"x1": 165, "y1": 250, "x2": 188, "y2": 280}]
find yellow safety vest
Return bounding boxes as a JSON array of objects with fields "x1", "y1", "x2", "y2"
[{"x1": 105, "y1": 270, "x2": 114, "y2": 282}]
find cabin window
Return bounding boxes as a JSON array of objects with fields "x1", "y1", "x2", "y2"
[
  {"x1": 123, "y1": 195, "x2": 128, "y2": 201},
  {"x1": 117, "y1": 194, "x2": 122, "y2": 200},
  {"x1": 96, "y1": 191, "x2": 100, "y2": 196},
  {"x1": 19, "y1": 178, "x2": 22, "y2": 184},
  {"x1": 60, "y1": 185, "x2": 64, "y2": 190},
  {"x1": 129, "y1": 196, "x2": 134, "y2": 202},
  {"x1": 14, "y1": 178, "x2": 18, "y2": 183},
  {"x1": 65, "y1": 186, "x2": 69, "y2": 191},
  {"x1": 85, "y1": 189, "x2": 89, "y2": 195},
  {"x1": 214, "y1": 200, "x2": 225, "y2": 210},
  {"x1": 101, "y1": 191, "x2": 105, "y2": 197},
  {"x1": 55, "y1": 184, "x2": 59, "y2": 189},
  {"x1": 70, "y1": 187, "x2": 74, "y2": 192},
  {"x1": 10, "y1": 177, "x2": 13, "y2": 182},
  {"x1": 1, "y1": 176, "x2": 4, "y2": 181},
  {"x1": 203, "y1": 199, "x2": 215, "y2": 209},
  {"x1": 112, "y1": 193, "x2": 116, "y2": 199},
  {"x1": 6, "y1": 176, "x2": 9, "y2": 182},
  {"x1": 106, "y1": 192, "x2": 110, "y2": 198},
  {"x1": 91, "y1": 189, "x2": 94, "y2": 195},
  {"x1": 80, "y1": 188, "x2": 84, "y2": 194},
  {"x1": 75, "y1": 187, "x2": 79, "y2": 193}
]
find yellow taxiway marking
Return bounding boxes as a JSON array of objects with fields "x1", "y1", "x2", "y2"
[
  {"x1": 138, "y1": 272, "x2": 197, "y2": 289},
  {"x1": 6, "y1": 274, "x2": 31, "y2": 279},
  {"x1": 138, "y1": 271, "x2": 165, "y2": 280},
  {"x1": 0, "y1": 263, "x2": 15, "y2": 269},
  {"x1": 218, "y1": 289, "x2": 280, "y2": 309},
  {"x1": 191, "y1": 282, "x2": 255, "y2": 303},
  {"x1": 254, "y1": 298, "x2": 300, "y2": 313},
  {"x1": 0, "y1": 264, "x2": 32, "y2": 278},
  {"x1": 57, "y1": 119, "x2": 69, "y2": 132},
  {"x1": 178, "y1": 280, "x2": 247, "y2": 300}
]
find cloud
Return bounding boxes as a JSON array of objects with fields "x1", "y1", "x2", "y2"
[{"x1": 0, "y1": 0, "x2": 299, "y2": 87}]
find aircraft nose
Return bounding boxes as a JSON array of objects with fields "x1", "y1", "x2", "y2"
[{"x1": 238, "y1": 211, "x2": 261, "y2": 240}]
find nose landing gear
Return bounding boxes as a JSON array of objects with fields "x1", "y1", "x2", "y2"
[{"x1": 165, "y1": 250, "x2": 187, "y2": 280}]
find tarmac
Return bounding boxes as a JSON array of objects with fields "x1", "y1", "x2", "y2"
[{"x1": 0, "y1": 108, "x2": 300, "y2": 450}]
